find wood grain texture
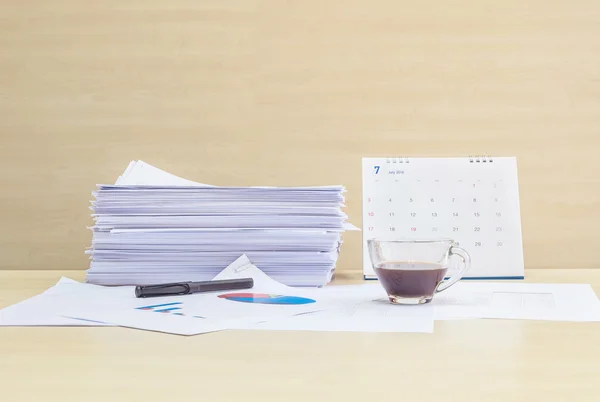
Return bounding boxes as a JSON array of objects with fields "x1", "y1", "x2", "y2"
[
  {"x1": 1, "y1": 1, "x2": 599, "y2": 271},
  {"x1": 1, "y1": 269, "x2": 600, "y2": 401}
]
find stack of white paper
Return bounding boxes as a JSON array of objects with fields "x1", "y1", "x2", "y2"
[{"x1": 85, "y1": 161, "x2": 355, "y2": 287}]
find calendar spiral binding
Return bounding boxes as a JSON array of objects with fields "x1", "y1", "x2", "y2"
[
  {"x1": 383, "y1": 156, "x2": 495, "y2": 163},
  {"x1": 468, "y1": 155, "x2": 494, "y2": 163},
  {"x1": 385, "y1": 157, "x2": 410, "y2": 164}
]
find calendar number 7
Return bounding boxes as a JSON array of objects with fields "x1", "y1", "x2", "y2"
[{"x1": 373, "y1": 165, "x2": 380, "y2": 174}]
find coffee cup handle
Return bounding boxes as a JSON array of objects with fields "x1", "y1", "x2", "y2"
[{"x1": 435, "y1": 245, "x2": 471, "y2": 293}]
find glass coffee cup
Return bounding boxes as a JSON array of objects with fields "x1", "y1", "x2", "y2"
[{"x1": 367, "y1": 238, "x2": 471, "y2": 305}]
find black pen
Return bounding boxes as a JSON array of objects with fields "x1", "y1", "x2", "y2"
[{"x1": 134, "y1": 278, "x2": 254, "y2": 298}]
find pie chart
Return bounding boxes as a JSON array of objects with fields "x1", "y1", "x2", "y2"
[{"x1": 218, "y1": 292, "x2": 316, "y2": 305}]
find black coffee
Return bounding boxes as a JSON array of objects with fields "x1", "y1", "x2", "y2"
[{"x1": 374, "y1": 261, "x2": 448, "y2": 298}]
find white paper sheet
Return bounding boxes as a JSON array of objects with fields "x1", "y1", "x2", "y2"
[
  {"x1": 240, "y1": 279, "x2": 600, "y2": 331},
  {"x1": 0, "y1": 277, "x2": 111, "y2": 327},
  {"x1": 115, "y1": 160, "x2": 214, "y2": 187},
  {"x1": 239, "y1": 284, "x2": 434, "y2": 333},
  {"x1": 432, "y1": 281, "x2": 600, "y2": 321},
  {"x1": 211, "y1": 254, "x2": 293, "y2": 293}
]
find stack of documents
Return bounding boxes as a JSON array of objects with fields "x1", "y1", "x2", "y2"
[{"x1": 85, "y1": 161, "x2": 355, "y2": 287}]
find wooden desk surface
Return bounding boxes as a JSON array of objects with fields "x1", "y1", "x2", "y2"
[{"x1": 1, "y1": 270, "x2": 599, "y2": 401}]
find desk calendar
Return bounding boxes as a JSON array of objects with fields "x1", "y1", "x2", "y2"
[{"x1": 362, "y1": 157, "x2": 525, "y2": 279}]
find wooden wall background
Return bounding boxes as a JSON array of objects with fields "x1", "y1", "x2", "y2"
[{"x1": 1, "y1": 1, "x2": 599, "y2": 272}]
